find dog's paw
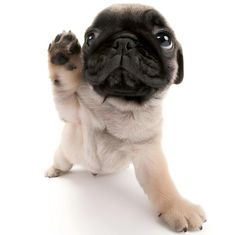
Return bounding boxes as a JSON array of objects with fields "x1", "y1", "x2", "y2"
[
  {"x1": 159, "y1": 199, "x2": 206, "y2": 232},
  {"x1": 45, "y1": 166, "x2": 65, "y2": 178},
  {"x1": 48, "y1": 31, "x2": 81, "y2": 68}
]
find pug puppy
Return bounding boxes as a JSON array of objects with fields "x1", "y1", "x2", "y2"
[{"x1": 46, "y1": 4, "x2": 206, "y2": 232}]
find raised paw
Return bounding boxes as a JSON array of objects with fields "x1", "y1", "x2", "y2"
[
  {"x1": 158, "y1": 199, "x2": 206, "y2": 232},
  {"x1": 48, "y1": 31, "x2": 81, "y2": 68}
]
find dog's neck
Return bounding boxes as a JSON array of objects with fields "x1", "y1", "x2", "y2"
[{"x1": 77, "y1": 81, "x2": 164, "y2": 143}]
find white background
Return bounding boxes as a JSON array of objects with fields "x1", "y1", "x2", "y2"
[{"x1": 0, "y1": 0, "x2": 234, "y2": 234}]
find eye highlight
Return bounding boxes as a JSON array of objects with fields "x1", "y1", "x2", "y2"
[
  {"x1": 85, "y1": 32, "x2": 97, "y2": 46},
  {"x1": 86, "y1": 32, "x2": 95, "y2": 46},
  {"x1": 155, "y1": 31, "x2": 173, "y2": 50}
]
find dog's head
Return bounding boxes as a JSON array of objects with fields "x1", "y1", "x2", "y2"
[{"x1": 82, "y1": 4, "x2": 183, "y2": 104}]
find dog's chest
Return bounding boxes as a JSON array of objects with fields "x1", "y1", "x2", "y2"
[
  {"x1": 78, "y1": 105, "x2": 132, "y2": 173},
  {"x1": 100, "y1": 108, "x2": 160, "y2": 143},
  {"x1": 78, "y1": 101, "x2": 161, "y2": 174}
]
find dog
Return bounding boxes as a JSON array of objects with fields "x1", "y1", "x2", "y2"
[{"x1": 46, "y1": 4, "x2": 206, "y2": 232}]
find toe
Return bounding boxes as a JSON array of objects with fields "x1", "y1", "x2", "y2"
[
  {"x1": 197, "y1": 205, "x2": 207, "y2": 222},
  {"x1": 54, "y1": 34, "x2": 62, "y2": 43},
  {"x1": 63, "y1": 34, "x2": 74, "y2": 42},
  {"x1": 186, "y1": 213, "x2": 203, "y2": 231},
  {"x1": 161, "y1": 212, "x2": 188, "y2": 232},
  {"x1": 69, "y1": 42, "x2": 81, "y2": 54}
]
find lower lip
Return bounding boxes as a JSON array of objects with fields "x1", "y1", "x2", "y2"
[{"x1": 94, "y1": 85, "x2": 152, "y2": 97}]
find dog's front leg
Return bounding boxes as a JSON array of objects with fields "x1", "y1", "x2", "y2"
[
  {"x1": 46, "y1": 31, "x2": 82, "y2": 177},
  {"x1": 48, "y1": 31, "x2": 81, "y2": 123},
  {"x1": 132, "y1": 140, "x2": 206, "y2": 232}
]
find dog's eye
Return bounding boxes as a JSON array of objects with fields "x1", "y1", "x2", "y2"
[
  {"x1": 155, "y1": 31, "x2": 173, "y2": 50},
  {"x1": 86, "y1": 32, "x2": 96, "y2": 46}
]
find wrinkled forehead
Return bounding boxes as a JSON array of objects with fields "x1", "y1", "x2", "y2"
[{"x1": 90, "y1": 4, "x2": 168, "y2": 31}]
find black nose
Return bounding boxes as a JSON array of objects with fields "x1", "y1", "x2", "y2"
[{"x1": 112, "y1": 38, "x2": 136, "y2": 54}]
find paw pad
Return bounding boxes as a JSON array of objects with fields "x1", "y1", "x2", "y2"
[{"x1": 51, "y1": 52, "x2": 69, "y2": 65}]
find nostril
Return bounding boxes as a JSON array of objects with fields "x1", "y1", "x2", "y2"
[
  {"x1": 113, "y1": 41, "x2": 119, "y2": 50},
  {"x1": 112, "y1": 38, "x2": 136, "y2": 53},
  {"x1": 126, "y1": 42, "x2": 132, "y2": 50}
]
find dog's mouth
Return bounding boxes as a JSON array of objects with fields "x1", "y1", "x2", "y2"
[{"x1": 93, "y1": 68, "x2": 156, "y2": 102}]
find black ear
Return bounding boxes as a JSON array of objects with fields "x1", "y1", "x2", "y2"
[{"x1": 174, "y1": 46, "x2": 184, "y2": 84}]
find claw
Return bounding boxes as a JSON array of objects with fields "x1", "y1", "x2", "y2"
[{"x1": 182, "y1": 227, "x2": 187, "y2": 233}]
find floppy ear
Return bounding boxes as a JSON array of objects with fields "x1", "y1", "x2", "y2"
[{"x1": 174, "y1": 46, "x2": 184, "y2": 84}]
